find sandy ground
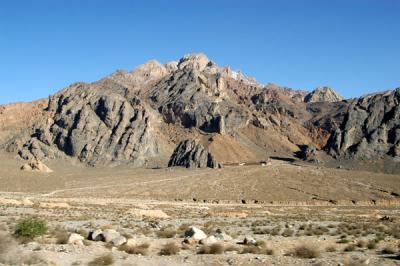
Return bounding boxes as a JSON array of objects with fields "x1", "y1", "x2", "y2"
[{"x1": 0, "y1": 152, "x2": 399, "y2": 265}]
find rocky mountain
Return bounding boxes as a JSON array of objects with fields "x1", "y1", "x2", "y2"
[{"x1": 0, "y1": 53, "x2": 399, "y2": 169}]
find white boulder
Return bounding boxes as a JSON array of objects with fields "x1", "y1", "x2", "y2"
[{"x1": 184, "y1": 226, "x2": 207, "y2": 240}]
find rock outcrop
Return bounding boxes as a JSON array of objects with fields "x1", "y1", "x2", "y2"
[
  {"x1": 14, "y1": 81, "x2": 160, "y2": 166},
  {"x1": 325, "y1": 89, "x2": 400, "y2": 159},
  {"x1": 168, "y1": 139, "x2": 219, "y2": 168},
  {"x1": 21, "y1": 159, "x2": 53, "y2": 173},
  {"x1": 305, "y1": 87, "x2": 344, "y2": 103}
]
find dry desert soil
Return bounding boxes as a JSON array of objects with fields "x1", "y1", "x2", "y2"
[{"x1": 0, "y1": 152, "x2": 400, "y2": 265}]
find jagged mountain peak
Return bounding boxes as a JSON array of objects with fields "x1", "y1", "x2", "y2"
[
  {"x1": 305, "y1": 86, "x2": 344, "y2": 103},
  {"x1": 177, "y1": 53, "x2": 213, "y2": 71}
]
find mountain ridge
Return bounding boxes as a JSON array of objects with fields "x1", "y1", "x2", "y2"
[{"x1": 0, "y1": 53, "x2": 398, "y2": 171}]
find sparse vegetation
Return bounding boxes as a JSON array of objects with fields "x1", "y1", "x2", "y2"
[
  {"x1": 159, "y1": 242, "x2": 181, "y2": 255},
  {"x1": 367, "y1": 240, "x2": 377, "y2": 249},
  {"x1": 380, "y1": 245, "x2": 397, "y2": 254},
  {"x1": 14, "y1": 218, "x2": 47, "y2": 238},
  {"x1": 325, "y1": 245, "x2": 336, "y2": 252},
  {"x1": 291, "y1": 244, "x2": 320, "y2": 258},
  {"x1": 156, "y1": 226, "x2": 177, "y2": 238},
  {"x1": 119, "y1": 243, "x2": 150, "y2": 255},
  {"x1": 198, "y1": 243, "x2": 225, "y2": 254},
  {"x1": 343, "y1": 244, "x2": 356, "y2": 252},
  {"x1": 88, "y1": 253, "x2": 114, "y2": 266}
]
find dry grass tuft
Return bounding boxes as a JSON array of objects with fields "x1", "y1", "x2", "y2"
[
  {"x1": 88, "y1": 253, "x2": 114, "y2": 266},
  {"x1": 198, "y1": 243, "x2": 225, "y2": 254},
  {"x1": 119, "y1": 242, "x2": 150, "y2": 255},
  {"x1": 159, "y1": 242, "x2": 181, "y2": 255},
  {"x1": 241, "y1": 244, "x2": 274, "y2": 255},
  {"x1": 292, "y1": 243, "x2": 320, "y2": 258},
  {"x1": 380, "y1": 245, "x2": 397, "y2": 254},
  {"x1": 343, "y1": 244, "x2": 356, "y2": 252},
  {"x1": 156, "y1": 226, "x2": 177, "y2": 238},
  {"x1": 326, "y1": 245, "x2": 337, "y2": 252}
]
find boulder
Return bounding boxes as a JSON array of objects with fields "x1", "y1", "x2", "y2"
[
  {"x1": 88, "y1": 229, "x2": 104, "y2": 241},
  {"x1": 67, "y1": 233, "x2": 84, "y2": 245},
  {"x1": 214, "y1": 229, "x2": 233, "y2": 241},
  {"x1": 295, "y1": 145, "x2": 318, "y2": 162},
  {"x1": 184, "y1": 226, "x2": 207, "y2": 240},
  {"x1": 126, "y1": 238, "x2": 137, "y2": 247},
  {"x1": 168, "y1": 139, "x2": 220, "y2": 169},
  {"x1": 243, "y1": 236, "x2": 256, "y2": 245},
  {"x1": 21, "y1": 159, "x2": 53, "y2": 173},
  {"x1": 102, "y1": 229, "x2": 121, "y2": 243},
  {"x1": 111, "y1": 236, "x2": 127, "y2": 246},
  {"x1": 199, "y1": 235, "x2": 217, "y2": 245}
]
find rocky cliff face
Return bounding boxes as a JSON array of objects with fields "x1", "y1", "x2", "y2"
[
  {"x1": 168, "y1": 139, "x2": 219, "y2": 168},
  {"x1": 1, "y1": 53, "x2": 399, "y2": 168},
  {"x1": 147, "y1": 54, "x2": 250, "y2": 134},
  {"x1": 325, "y1": 89, "x2": 400, "y2": 159},
  {"x1": 9, "y1": 80, "x2": 161, "y2": 166}
]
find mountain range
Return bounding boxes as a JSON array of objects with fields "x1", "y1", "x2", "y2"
[{"x1": 0, "y1": 53, "x2": 399, "y2": 172}]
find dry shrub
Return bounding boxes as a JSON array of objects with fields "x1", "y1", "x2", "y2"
[
  {"x1": 224, "y1": 244, "x2": 241, "y2": 253},
  {"x1": 156, "y1": 228, "x2": 177, "y2": 238},
  {"x1": 326, "y1": 245, "x2": 336, "y2": 252},
  {"x1": 282, "y1": 228, "x2": 294, "y2": 237},
  {"x1": 356, "y1": 240, "x2": 367, "y2": 248},
  {"x1": 241, "y1": 244, "x2": 274, "y2": 255},
  {"x1": 367, "y1": 240, "x2": 376, "y2": 249},
  {"x1": 88, "y1": 253, "x2": 114, "y2": 266},
  {"x1": 159, "y1": 242, "x2": 181, "y2": 255},
  {"x1": 55, "y1": 230, "x2": 70, "y2": 244},
  {"x1": 198, "y1": 243, "x2": 225, "y2": 254},
  {"x1": 178, "y1": 224, "x2": 190, "y2": 232},
  {"x1": 119, "y1": 242, "x2": 150, "y2": 255},
  {"x1": 292, "y1": 244, "x2": 320, "y2": 258},
  {"x1": 343, "y1": 244, "x2": 356, "y2": 252},
  {"x1": 380, "y1": 245, "x2": 396, "y2": 254}
]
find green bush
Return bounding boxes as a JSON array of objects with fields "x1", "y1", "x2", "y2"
[{"x1": 15, "y1": 218, "x2": 47, "y2": 238}]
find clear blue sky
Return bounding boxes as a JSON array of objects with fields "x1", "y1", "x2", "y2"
[{"x1": 1, "y1": 0, "x2": 399, "y2": 104}]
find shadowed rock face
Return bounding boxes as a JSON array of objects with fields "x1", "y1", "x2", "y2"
[
  {"x1": 148, "y1": 55, "x2": 250, "y2": 134},
  {"x1": 168, "y1": 139, "x2": 219, "y2": 168},
  {"x1": 325, "y1": 89, "x2": 400, "y2": 159},
  {"x1": 16, "y1": 81, "x2": 160, "y2": 166}
]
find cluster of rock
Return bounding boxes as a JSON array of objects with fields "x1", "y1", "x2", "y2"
[
  {"x1": 168, "y1": 139, "x2": 220, "y2": 168},
  {"x1": 183, "y1": 226, "x2": 233, "y2": 246},
  {"x1": 67, "y1": 228, "x2": 127, "y2": 247}
]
